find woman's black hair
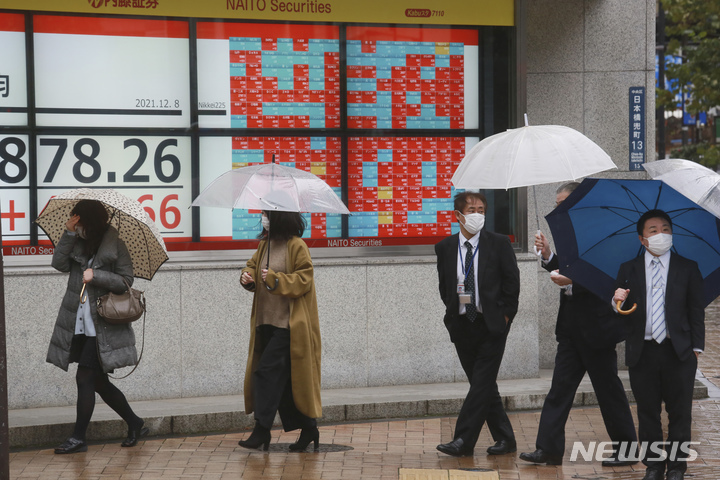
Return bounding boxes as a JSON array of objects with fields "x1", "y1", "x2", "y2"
[
  {"x1": 71, "y1": 199, "x2": 109, "y2": 255},
  {"x1": 257, "y1": 210, "x2": 306, "y2": 240}
]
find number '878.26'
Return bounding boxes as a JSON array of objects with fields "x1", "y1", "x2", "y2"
[
  {"x1": 0, "y1": 136, "x2": 187, "y2": 232},
  {"x1": 39, "y1": 137, "x2": 182, "y2": 184}
]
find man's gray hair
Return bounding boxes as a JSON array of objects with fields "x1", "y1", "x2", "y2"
[{"x1": 556, "y1": 182, "x2": 581, "y2": 195}]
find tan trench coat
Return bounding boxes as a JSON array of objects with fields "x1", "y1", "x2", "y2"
[{"x1": 241, "y1": 236, "x2": 322, "y2": 419}]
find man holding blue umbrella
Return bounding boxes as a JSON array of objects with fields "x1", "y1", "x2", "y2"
[
  {"x1": 613, "y1": 209, "x2": 704, "y2": 480},
  {"x1": 520, "y1": 182, "x2": 637, "y2": 467}
]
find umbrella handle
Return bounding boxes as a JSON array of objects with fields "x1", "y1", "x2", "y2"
[
  {"x1": 533, "y1": 229, "x2": 543, "y2": 257},
  {"x1": 80, "y1": 283, "x2": 87, "y2": 304},
  {"x1": 616, "y1": 301, "x2": 637, "y2": 315}
]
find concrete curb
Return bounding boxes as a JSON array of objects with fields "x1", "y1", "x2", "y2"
[{"x1": 9, "y1": 371, "x2": 708, "y2": 449}]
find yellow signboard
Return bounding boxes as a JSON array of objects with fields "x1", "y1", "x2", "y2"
[{"x1": 0, "y1": 0, "x2": 514, "y2": 26}]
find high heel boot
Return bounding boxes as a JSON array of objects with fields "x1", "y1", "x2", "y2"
[
  {"x1": 238, "y1": 422, "x2": 271, "y2": 451},
  {"x1": 289, "y1": 426, "x2": 319, "y2": 452}
]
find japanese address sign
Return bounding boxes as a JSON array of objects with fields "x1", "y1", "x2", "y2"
[{"x1": 629, "y1": 87, "x2": 645, "y2": 171}]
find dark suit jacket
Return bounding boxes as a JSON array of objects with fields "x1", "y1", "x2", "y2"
[
  {"x1": 614, "y1": 252, "x2": 705, "y2": 367},
  {"x1": 545, "y1": 255, "x2": 626, "y2": 349},
  {"x1": 435, "y1": 229, "x2": 520, "y2": 342}
]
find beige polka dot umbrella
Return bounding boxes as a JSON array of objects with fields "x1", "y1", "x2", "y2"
[{"x1": 36, "y1": 188, "x2": 169, "y2": 280}]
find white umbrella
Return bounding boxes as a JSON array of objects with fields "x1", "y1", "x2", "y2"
[
  {"x1": 642, "y1": 158, "x2": 720, "y2": 220},
  {"x1": 192, "y1": 158, "x2": 349, "y2": 269},
  {"x1": 36, "y1": 188, "x2": 168, "y2": 280},
  {"x1": 452, "y1": 120, "x2": 616, "y2": 190},
  {"x1": 191, "y1": 161, "x2": 350, "y2": 214},
  {"x1": 451, "y1": 115, "x2": 617, "y2": 254}
]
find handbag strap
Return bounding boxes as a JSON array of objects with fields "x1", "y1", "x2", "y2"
[
  {"x1": 80, "y1": 272, "x2": 135, "y2": 304},
  {"x1": 120, "y1": 276, "x2": 134, "y2": 293},
  {"x1": 95, "y1": 308, "x2": 146, "y2": 380}
]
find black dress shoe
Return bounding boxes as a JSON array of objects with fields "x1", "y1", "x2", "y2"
[
  {"x1": 519, "y1": 449, "x2": 563, "y2": 465},
  {"x1": 437, "y1": 438, "x2": 473, "y2": 457},
  {"x1": 666, "y1": 470, "x2": 684, "y2": 480},
  {"x1": 486, "y1": 439, "x2": 517, "y2": 455},
  {"x1": 54, "y1": 437, "x2": 88, "y2": 454},
  {"x1": 121, "y1": 426, "x2": 149, "y2": 447},
  {"x1": 602, "y1": 457, "x2": 638, "y2": 467},
  {"x1": 641, "y1": 469, "x2": 664, "y2": 480}
]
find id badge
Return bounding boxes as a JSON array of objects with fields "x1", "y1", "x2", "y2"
[{"x1": 458, "y1": 283, "x2": 471, "y2": 304}]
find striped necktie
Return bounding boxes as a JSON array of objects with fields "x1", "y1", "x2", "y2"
[{"x1": 651, "y1": 257, "x2": 666, "y2": 343}]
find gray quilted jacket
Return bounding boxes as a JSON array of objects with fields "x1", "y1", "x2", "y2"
[{"x1": 46, "y1": 227, "x2": 137, "y2": 373}]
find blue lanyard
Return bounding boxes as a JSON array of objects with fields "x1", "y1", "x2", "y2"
[{"x1": 458, "y1": 240, "x2": 479, "y2": 280}]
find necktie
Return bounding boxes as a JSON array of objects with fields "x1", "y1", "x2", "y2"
[
  {"x1": 464, "y1": 241, "x2": 477, "y2": 322},
  {"x1": 651, "y1": 257, "x2": 666, "y2": 343}
]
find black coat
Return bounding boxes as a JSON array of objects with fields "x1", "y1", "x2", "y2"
[
  {"x1": 614, "y1": 252, "x2": 704, "y2": 367},
  {"x1": 545, "y1": 255, "x2": 626, "y2": 349},
  {"x1": 435, "y1": 229, "x2": 520, "y2": 342}
]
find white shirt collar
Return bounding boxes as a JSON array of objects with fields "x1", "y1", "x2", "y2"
[
  {"x1": 644, "y1": 249, "x2": 671, "y2": 268},
  {"x1": 459, "y1": 230, "x2": 480, "y2": 249}
]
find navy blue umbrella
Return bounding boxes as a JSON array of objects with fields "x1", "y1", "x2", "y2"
[{"x1": 545, "y1": 178, "x2": 720, "y2": 307}]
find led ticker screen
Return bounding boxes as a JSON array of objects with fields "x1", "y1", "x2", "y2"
[
  {"x1": 346, "y1": 26, "x2": 478, "y2": 130},
  {"x1": 199, "y1": 136, "x2": 342, "y2": 242},
  {"x1": 36, "y1": 135, "x2": 192, "y2": 242},
  {"x1": 0, "y1": 13, "x2": 27, "y2": 127},
  {"x1": 0, "y1": 135, "x2": 31, "y2": 245},
  {"x1": 32, "y1": 16, "x2": 191, "y2": 128},
  {"x1": 348, "y1": 137, "x2": 474, "y2": 238},
  {"x1": 1, "y1": 9, "x2": 514, "y2": 255},
  {"x1": 197, "y1": 23, "x2": 340, "y2": 129}
]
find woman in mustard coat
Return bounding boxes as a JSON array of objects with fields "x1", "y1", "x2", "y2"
[{"x1": 238, "y1": 210, "x2": 322, "y2": 452}]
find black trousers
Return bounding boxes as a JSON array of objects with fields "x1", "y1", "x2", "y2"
[
  {"x1": 452, "y1": 315, "x2": 514, "y2": 449},
  {"x1": 629, "y1": 340, "x2": 697, "y2": 474},
  {"x1": 253, "y1": 324, "x2": 316, "y2": 432},
  {"x1": 536, "y1": 334, "x2": 637, "y2": 456}
]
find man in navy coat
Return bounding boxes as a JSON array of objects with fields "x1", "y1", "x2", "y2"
[
  {"x1": 521, "y1": 182, "x2": 637, "y2": 466},
  {"x1": 613, "y1": 209, "x2": 704, "y2": 480}
]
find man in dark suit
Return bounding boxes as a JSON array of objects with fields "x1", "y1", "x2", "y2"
[
  {"x1": 520, "y1": 182, "x2": 637, "y2": 466},
  {"x1": 613, "y1": 209, "x2": 704, "y2": 480},
  {"x1": 435, "y1": 191, "x2": 520, "y2": 457}
]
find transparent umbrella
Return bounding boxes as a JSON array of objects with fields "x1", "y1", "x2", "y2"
[
  {"x1": 642, "y1": 158, "x2": 720, "y2": 220},
  {"x1": 452, "y1": 115, "x2": 617, "y2": 252},
  {"x1": 191, "y1": 158, "x2": 349, "y2": 267},
  {"x1": 191, "y1": 161, "x2": 350, "y2": 214},
  {"x1": 452, "y1": 118, "x2": 616, "y2": 191}
]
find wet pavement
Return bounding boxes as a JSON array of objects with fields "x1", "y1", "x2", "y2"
[{"x1": 9, "y1": 300, "x2": 720, "y2": 479}]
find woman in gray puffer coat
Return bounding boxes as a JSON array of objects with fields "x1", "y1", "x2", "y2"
[{"x1": 47, "y1": 199, "x2": 148, "y2": 454}]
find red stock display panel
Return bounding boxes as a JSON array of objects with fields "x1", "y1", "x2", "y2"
[
  {"x1": 345, "y1": 26, "x2": 478, "y2": 130},
  {"x1": 347, "y1": 136, "x2": 465, "y2": 240}
]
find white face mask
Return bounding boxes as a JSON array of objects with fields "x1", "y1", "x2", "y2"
[
  {"x1": 261, "y1": 214, "x2": 270, "y2": 231},
  {"x1": 458, "y1": 212, "x2": 485, "y2": 235},
  {"x1": 645, "y1": 233, "x2": 673, "y2": 256},
  {"x1": 75, "y1": 225, "x2": 87, "y2": 239}
]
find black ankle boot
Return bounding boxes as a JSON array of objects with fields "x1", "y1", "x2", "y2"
[
  {"x1": 238, "y1": 423, "x2": 271, "y2": 451},
  {"x1": 289, "y1": 426, "x2": 319, "y2": 452}
]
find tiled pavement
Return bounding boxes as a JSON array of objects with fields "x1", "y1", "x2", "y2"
[
  {"x1": 9, "y1": 402, "x2": 720, "y2": 480},
  {"x1": 9, "y1": 301, "x2": 720, "y2": 479}
]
